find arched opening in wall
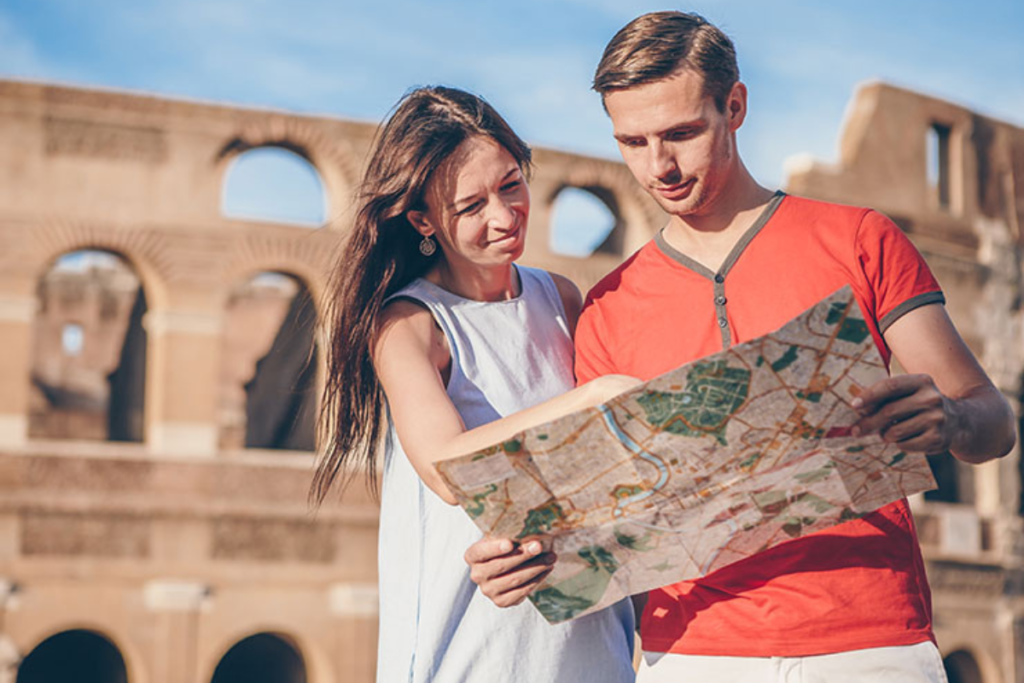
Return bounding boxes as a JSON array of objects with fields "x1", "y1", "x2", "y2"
[
  {"x1": 28, "y1": 250, "x2": 147, "y2": 442},
  {"x1": 549, "y1": 186, "x2": 622, "y2": 257},
  {"x1": 220, "y1": 272, "x2": 317, "y2": 451},
  {"x1": 943, "y1": 649, "x2": 984, "y2": 683},
  {"x1": 222, "y1": 146, "x2": 327, "y2": 226},
  {"x1": 925, "y1": 453, "x2": 960, "y2": 503},
  {"x1": 210, "y1": 633, "x2": 306, "y2": 683},
  {"x1": 926, "y1": 123, "x2": 952, "y2": 211},
  {"x1": 1019, "y1": 378, "x2": 1024, "y2": 515},
  {"x1": 16, "y1": 629, "x2": 128, "y2": 683},
  {"x1": 925, "y1": 452, "x2": 974, "y2": 505}
]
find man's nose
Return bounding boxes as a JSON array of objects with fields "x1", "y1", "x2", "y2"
[{"x1": 648, "y1": 142, "x2": 678, "y2": 182}]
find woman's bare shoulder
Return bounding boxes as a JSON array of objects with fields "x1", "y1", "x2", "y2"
[
  {"x1": 546, "y1": 271, "x2": 583, "y2": 333},
  {"x1": 376, "y1": 297, "x2": 448, "y2": 366}
]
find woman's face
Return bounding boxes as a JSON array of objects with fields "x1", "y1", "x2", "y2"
[{"x1": 410, "y1": 135, "x2": 530, "y2": 269}]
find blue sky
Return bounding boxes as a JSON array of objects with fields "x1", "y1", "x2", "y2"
[{"x1": 2, "y1": 0, "x2": 1022, "y2": 250}]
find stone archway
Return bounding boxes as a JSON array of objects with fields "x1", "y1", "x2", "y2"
[
  {"x1": 944, "y1": 649, "x2": 985, "y2": 683},
  {"x1": 1019, "y1": 375, "x2": 1024, "y2": 515},
  {"x1": 16, "y1": 629, "x2": 128, "y2": 683},
  {"x1": 28, "y1": 249, "x2": 146, "y2": 442},
  {"x1": 210, "y1": 633, "x2": 306, "y2": 683},
  {"x1": 529, "y1": 150, "x2": 665, "y2": 271},
  {"x1": 220, "y1": 271, "x2": 318, "y2": 451},
  {"x1": 548, "y1": 185, "x2": 623, "y2": 258},
  {"x1": 214, "y1": 115, "x2": 362, "y2": 229},
  {"x1": 221, "y1": 145, "x2": 328, "y2": 227}
]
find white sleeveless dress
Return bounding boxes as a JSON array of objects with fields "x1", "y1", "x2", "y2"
[{"x1": 376, "y1": 265, "x2": 635, "y2": 683}]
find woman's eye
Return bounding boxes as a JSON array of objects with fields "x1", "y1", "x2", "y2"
[
  {"x1": 457, "y1": 201, "x2": 483, "y2": 216},
  {"x1": 501, "y1": 180, "x2": 521, "y2": 192}
]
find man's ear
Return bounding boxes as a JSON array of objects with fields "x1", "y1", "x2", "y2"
[
  {"x1": 727, "y1": 81, "x2": 748, "y2": 131},
  {"x1": 406, "y1": 210, "x2": 433, "y2": 237}
]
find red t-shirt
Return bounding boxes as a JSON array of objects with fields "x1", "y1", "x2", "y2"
[{"x1": 575, "y1": 193, "x2": 945, "y2": 657}]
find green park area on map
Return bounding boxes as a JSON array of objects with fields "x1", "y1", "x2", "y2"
[{"x1": 435, "y1": 286, "x2": 937, "y2": 623}]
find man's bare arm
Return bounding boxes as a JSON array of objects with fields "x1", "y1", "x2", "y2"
[{"x1": 852, "y1": 303, "x2": 1015, "y2": 463}]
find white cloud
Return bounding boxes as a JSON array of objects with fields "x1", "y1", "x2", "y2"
[
  {"x1": 2, "y1": 0, "x2": 1020, "y2": 179},
  {"x1": 453, "y1": 46, "x2": 615, "y2": 157}
]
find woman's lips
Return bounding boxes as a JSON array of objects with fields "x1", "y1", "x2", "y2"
[{"x1": 490, "y1": 222, "x2": 523, "y2": 246}]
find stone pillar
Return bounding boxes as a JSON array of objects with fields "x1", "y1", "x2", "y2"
[
  {"x1": 0, "y1": 580, "x2": 20, "y2": 683},
  {"x1": 1000, "y1": 607, "x2": 1022, "y2": 683},
  {"x1": 0, "y1": 637, "x2": 16, "y2": 683},
  {"x1": 329, "y1": 582, "x2": 378, "y2": 683},
  {"x1": 975, "y1": 215, "x2": 1024, "y2": 518},
  {"x1": 0, "y1": 293, "x2": 34, "y2": 448},
  {"x1": 1013, "y1": 613, "x2": 1024, "y2": 683},
  {"x1": 144, "y1": 307, "x2": 223, "y2": 457},
  {"x1": 0, "y1": 514, "x2": 17, "y2": 568},
  {"x1": 144, "y1": 580, "x2": 210, "y2": 683}
]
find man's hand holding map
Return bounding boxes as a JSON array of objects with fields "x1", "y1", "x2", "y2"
[{"x1": 435, "y1": 286, "x2": 937, "y2": 623}]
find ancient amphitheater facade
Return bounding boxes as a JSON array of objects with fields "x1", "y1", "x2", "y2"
[{"x1": 0, "y1": 79, "x2": 1021, "y2": 683}]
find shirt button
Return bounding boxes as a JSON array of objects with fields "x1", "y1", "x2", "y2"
[
  {"x1": 715, "y1": 295, "x2": 727, "y2": 305},
  {"x1": 718, "y1": 317, "x2": 728, "y2": 328},
  {"x1": 714, "y1": 274, "x2": 725, "y2": 283}
]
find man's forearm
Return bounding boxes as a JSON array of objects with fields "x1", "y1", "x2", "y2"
[{"x1": 947, "y1": 384, "x2": 1016, "y2": 463}]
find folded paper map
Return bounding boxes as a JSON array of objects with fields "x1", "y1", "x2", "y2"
[{"x1": 435, "y1": 286, "x2": 937, "y2": 623}]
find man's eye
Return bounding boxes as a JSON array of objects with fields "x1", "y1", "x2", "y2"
[
  {"x1": 667, "y1": 130, "x2": 695, "y2": 141},
  {"x1": 620, "y1": 139, "x2": 644, "y2": 148}
]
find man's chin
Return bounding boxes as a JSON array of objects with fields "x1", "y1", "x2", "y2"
[{"x1": 652, "y1": 191, "x2": 705, "y2": 218}]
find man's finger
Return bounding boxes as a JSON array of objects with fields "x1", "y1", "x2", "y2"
[
  {"x1": 890, "y1": 432, "x2": 948, "y2": 455},
  {"x1": 880, "y1": 411, "x2": 951, "y2": 453},
  {"x1": 852, "y1": 376, "x2": 945, "y2": 436},
  {"x1": 879, "y1": 411, "x2": 932, "y2": 445},
  {"x1": 853, "y1": 397, "x2": 921, "y2": 436},
  {"x1": 852, "y1": 374, "x2": 928, "y2": 414}
]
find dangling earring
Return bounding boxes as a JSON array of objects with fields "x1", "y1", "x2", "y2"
[{"x1": 419, "y1": 235, "x2": 437, "y2": 256}]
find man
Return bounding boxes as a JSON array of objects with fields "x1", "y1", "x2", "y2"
[{"x1": 465, "y1": 11, "x2": 1016, "y2": 681}]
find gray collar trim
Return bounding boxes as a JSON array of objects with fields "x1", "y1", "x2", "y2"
[{"x1": 654, "y1": 191, "x2": 786, "y2": 280}]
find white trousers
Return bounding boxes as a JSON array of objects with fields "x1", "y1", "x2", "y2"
[{"x1": 638, "y1": 641, "x2": 948, "y2": 683}]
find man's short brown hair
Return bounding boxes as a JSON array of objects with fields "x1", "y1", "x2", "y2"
[{"x1": 593, "y1": 11, "x2": 739, "y2": 112}]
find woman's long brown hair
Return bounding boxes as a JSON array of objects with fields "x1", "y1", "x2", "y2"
[{"x1": 311, "y1": 86, "x2": 532, "y2": 506}]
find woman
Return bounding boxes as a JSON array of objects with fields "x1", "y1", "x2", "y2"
[{"x1": 313, "y1": 86, "x2": 636, "y2": 682}]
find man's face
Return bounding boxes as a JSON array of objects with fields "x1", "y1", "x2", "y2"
[{"x1": 604, "y1": 68, "x2": 745, "y2": 219}]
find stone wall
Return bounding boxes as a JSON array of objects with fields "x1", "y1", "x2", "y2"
[
  {"x1": 0, "y1": 79, "x2": 666, "y2": 683},
  {"x1": 788, "y1": 80, "x2": 1024, "y2": 683},
  {"x1": 1, "y1": 76, "x2": 1022, "y2": 683}
]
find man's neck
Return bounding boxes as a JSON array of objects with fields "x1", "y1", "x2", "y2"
[{"x1": 662, "y1": 174, "x2": 777, "y2": 273}]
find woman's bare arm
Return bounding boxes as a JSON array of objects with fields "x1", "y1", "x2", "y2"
[{"x1": 374, "y1": 300, "x2": 638, "y2": 504}]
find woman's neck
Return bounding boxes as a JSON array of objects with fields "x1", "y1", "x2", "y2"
[{"x1": 426, "y1": 260, "x2": 520, "y2": 302}]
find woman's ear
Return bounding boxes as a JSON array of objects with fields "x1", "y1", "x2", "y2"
[{"x1": 406, "y1": 210, "x2": 433, "y2": 237}]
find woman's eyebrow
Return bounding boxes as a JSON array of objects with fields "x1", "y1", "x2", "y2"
[{"x1": 450, "y1": 168, "x2": 520, "y2": 209}]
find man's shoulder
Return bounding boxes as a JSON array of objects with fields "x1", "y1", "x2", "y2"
[
  {"x1": 780, "y1": 193, "x2": 875, "y2": 225},
  {"x1": 584, "y1": 241, "x2": 657, "y2": 307}
]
